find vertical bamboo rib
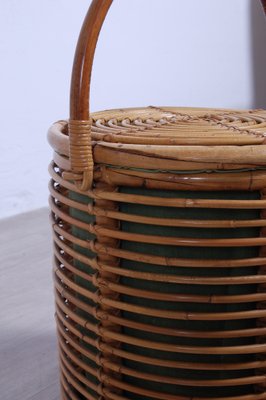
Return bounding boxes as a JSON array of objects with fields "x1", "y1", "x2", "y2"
[{"x1": 92, "y1": 182, "x2": 122, "y2": 398}]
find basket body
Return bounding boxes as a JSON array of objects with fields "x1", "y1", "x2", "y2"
[{"x1": 49, "y1": 107, "x2": 266, "y2": 400}]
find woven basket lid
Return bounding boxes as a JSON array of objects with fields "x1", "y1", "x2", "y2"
[
  {"x1": 49, "y1": 106, "x2": 266, "y2": 175},
  {"x1": 91, "y1": 105, "x2": 266, "y2": 146}
]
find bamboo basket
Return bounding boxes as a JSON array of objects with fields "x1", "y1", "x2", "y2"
[{"x1": 48, "y1": 1, "x2": 266, "y2": 399}]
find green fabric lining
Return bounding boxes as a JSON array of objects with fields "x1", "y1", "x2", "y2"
[
  {"x1": 68, "y1": 183, "x2": 262, "y2": 399},
  {"x1": 119, "y1": 187, "x2": 261, "y2": 399}
]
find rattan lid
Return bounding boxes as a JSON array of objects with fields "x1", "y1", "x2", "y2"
[
  {"x1": 91, "y1": 106, "x2": 266, "y2": 169},
  {"x1": 91, "y1": 106, "x2": 266, "y2": 146},
  {"x1": 48, "y1": 106, "x2": 266, "y2": 174}
]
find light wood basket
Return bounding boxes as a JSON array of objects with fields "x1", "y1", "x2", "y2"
[{"x1": 48, "y1": 1, "x2": 266, "y2": 399}]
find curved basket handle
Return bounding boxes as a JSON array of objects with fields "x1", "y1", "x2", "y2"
[
  {"x1": 69, "y1": 0, "x2": 112, "y2": 190},
  {"x1": 69, "y1": 0, "x2": 266, "y2": 191}
]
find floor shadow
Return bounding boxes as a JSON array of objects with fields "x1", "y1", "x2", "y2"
[{"x1": 250, "y1": 0, "x2": 266, "y2": 108}]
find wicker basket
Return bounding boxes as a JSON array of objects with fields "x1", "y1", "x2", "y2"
[{"x1": 48, "y1": 1, "x2": 266, "y2": 399}]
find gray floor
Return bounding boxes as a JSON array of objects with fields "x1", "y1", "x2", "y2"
[{"x1": 0, "y1": 208, "x2": 60, "y2": 400}]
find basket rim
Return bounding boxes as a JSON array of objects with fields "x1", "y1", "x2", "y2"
[{"x1": 48, "y1": 106, "x2": 266, "y2": 170}]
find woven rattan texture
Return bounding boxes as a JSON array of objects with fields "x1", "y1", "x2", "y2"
[{"x1": 49, "y1": 107, "x2": 266, "y2": 400}]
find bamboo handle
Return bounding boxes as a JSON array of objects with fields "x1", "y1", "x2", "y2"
[
  {"x1": 69, "y1": 0, "x2": 266, "y2": 190},
  {"x1": 69, "y1": 0, "x2": 112, "y2": 190}
]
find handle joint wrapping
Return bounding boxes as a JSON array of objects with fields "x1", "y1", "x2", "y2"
[{"x1": 69, "y1": 119, "x2": 93, "y2": 190}]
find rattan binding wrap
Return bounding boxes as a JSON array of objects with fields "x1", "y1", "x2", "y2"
[{"x1": 48, "y1": 1, "x2": 266, "y2": 399}]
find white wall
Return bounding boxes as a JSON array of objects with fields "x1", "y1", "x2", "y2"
[{"x1": 1, "y1": 0, "x2": 266, "y2": 219}]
